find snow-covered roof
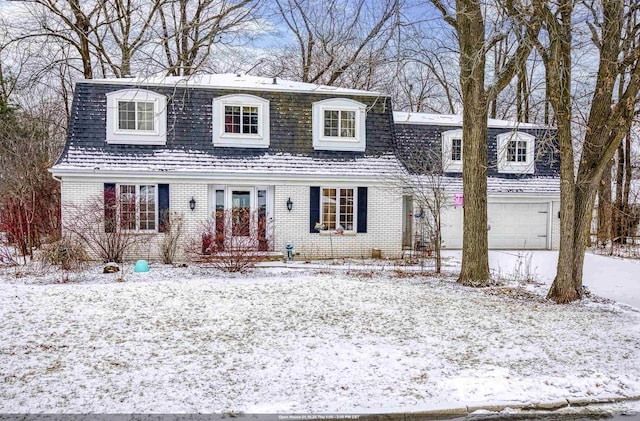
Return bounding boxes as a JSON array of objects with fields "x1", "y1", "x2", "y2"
[
  {"x1": 428, "y1": 175, "x2": 560, "y2": 195},
  {"x1": 393, "y1": 112, "x2": 549, "y2": 129},
  {"x1": 51, "y1": 149, "x2": 404, "y2": 180},
  {"x1": 79, "y1": 73, "x2": 384, "y2": 97}
]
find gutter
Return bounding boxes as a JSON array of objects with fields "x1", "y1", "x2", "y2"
[{"x1": 48, "y1": 167, "x2": 402, "y2": 185}]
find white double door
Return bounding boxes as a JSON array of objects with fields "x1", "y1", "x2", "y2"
[{"x1": 209, "y1": 185, "x2": 272, "y2": 247}]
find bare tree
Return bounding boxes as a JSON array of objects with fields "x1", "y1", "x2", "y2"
[
  {"x1": 392, "y1": 145, "x2": 447, "y2": 272},
  {"x1": 267, "y1": 0, "x2": 399, "y2": 87},
  {"x1": 532, "y1": 0, "x2": 640, "y2": 302},
  {"x1": 429, "y1": 0, "x2": 543, "y2": 285},
  {"x1": 155, "y1": 0, "x2": 259, "y2": 76}
]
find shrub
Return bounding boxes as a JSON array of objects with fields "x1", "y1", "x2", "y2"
[
  {"x1": 186, "y1": 209, "x2": 273, "y2": 272},
  {"x1": 63, "y1": 194, "x2": 143, "y2": 263},
  {"x1": 160, "y1": 212, "x2": 184, "y2": 264},
  {"x1": 41, "y1": 237, "x2": 88, "y2": 271}
]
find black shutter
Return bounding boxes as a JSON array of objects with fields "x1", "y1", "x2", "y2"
[
  {"x1": 310, "y1": 186, "x2": 320, "y2": 233},
  {"x1": 158, "y1": 184, "x2": 170, "y2": 233},
  {"x1": 104, "y1": 183, "x2": 116, "y2": 233},
  {"x1": 357, "y1": 187, "x2": 368, "y2": 233}
]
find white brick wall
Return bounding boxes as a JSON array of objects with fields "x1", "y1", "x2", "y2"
[
  {"x1": 60, "y1": 179, "x2": 404, "y2": 261},
  {"x1": 273, "y1": 185, "x2": 404, "y2": 259},
  {"x1": 60, "y1": 180, "x2": 210, "y2": 262}
]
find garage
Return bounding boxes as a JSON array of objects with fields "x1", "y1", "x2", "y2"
[
  {"x1": 439, "y1": 201, "x2": 551, "y2": 249},
  {"x1": 488, "y1": 202, "x2": 549, "y2": 249}
]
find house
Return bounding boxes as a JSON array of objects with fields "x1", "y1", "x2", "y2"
[
  {"x1": 51, "y1": 74, "x2": 406, "y2": 260},
  {"x1": 394, "y1": 112, "x2": 560, "y2": 250},
  {"x1": 50, "y1": 74, "x2": 560, "y2": 261}
]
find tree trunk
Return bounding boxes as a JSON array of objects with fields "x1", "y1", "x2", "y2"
[
  {"x1": 544, "y1": 0, "x2": 579, "y2": 303},
  {"x1": 457, "y1": 0, "x2": 490, "y2": 285},
  {"x1": 622, "y1": 130, "x2": 632, "y2": 240},
  {"x1": 597, "y1": 159, "x2": 613, "y2": 246},
  {"x1": 614, "y1": 137, "x2": 625, "y2": 239}
]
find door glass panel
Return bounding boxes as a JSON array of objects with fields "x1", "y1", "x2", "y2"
[
  {"x1": 215, "y1": 189, "x2": 225, "y2": 250},
  {"x1": 257, "y1": 190, "x2": 267, "y2": 251},
  {"x1": 232, "y1": 191, "x2": 251, "y2": 236}
]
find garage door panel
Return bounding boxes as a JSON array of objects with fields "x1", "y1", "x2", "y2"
[
  {"x1": 488, "y1": 202, "x2": 548, "y2": 249},
  {"x1": 439, "y1": 201, "x2": 550, "y2": 250}
]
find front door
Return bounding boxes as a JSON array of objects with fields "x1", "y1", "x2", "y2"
[
  {"x1": 209, "y1": 186, "x2": 272, "y2": 251},
  {"x1": 230, "y1": 189, "x2": 253, "y2": 238}
]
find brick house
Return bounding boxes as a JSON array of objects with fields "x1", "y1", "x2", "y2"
[{"x1": 50, "y1": 74, "x2": 560, "y2": 260}]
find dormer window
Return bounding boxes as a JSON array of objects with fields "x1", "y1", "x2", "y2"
[
  {"x1": 507, "y1": 139, "x2": 527, "y2": 162},
  {"x1": 213, "y1": 94, "x2": 270, "y2": 148},
  {"x1": 451, "y1": 138, "x2": 462, "y2": 161},
  {"x1": 106, "y1": 89, "x2": 167, "y2": 145},
  {"x1": 497, "y1": 131, "x2": 535, "y2": 174},
  {"x1": 118, "y1": 101, "x2": 155, "y2": 131},
  {"x1": 441, "y1": 129, "x2": 463, "y2": 172},
  {"x1": 225, "y1": 105, "x2": 258, "y2": 134},
  {"x1": 324, "y1": 110, "x2": 356, "y2": 138},
  {"x1": 313, "y1": 98, "x2": 366, "y2": 152}
]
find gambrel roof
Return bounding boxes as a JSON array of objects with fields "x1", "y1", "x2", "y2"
[{"x1": 53, "y1": 78, "x2": 403, "y2": 180}]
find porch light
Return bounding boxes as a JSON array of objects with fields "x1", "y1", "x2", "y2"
[
  {"x1": 189, "y1": 197, "x2": 196, "y2": 211},
  {"x1": 286, "y1": 197, "x2": 293, "y2": 212}
]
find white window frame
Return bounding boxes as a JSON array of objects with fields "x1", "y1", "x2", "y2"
[
  {"x1": 312, "y1": 98, "x2": 366, "y2": 151},
  {"x1": 319, "y1": 187, "x2": 358, "y2": 233},
  {"x1": 116, "y1": 183, "x2": 158, "y2": 232},
  {"x1": 212, "y1": 94, "x2": 270, "y2": 148},
  {"x1": 106, "y1": 89, "x2": 167, "y2": 145},
  {"x1": 441, "y1": 129, "x2": 463, "y2": 172},
  {"x1": 497, "y1": 131, "x2": 536, "y2": 174}
]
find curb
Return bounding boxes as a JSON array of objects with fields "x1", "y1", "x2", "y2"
[{"x1": 354, "y1": 395, "x2": 640, "y2": 420}]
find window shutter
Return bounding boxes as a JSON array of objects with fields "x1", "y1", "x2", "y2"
[
  {"x1": 357, "y1": 187, "x2": 368, "y2": 233},
  {"x1": 310, "y1": 186, "x2": 320, "y2": 233},
  {"x1": 104, "y1": 183, "x2": 116, "y2": 233},
  {"x1": 158, "y1": 184, "x2": 170, "y2": 233}
]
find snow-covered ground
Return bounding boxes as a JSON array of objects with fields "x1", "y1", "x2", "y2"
[
  {"x1": 1, "y1": 257, "x2": 640, "y2": 414},
  {"x1": 442, "y1": 250, "x2": 640, "y2": 309}
]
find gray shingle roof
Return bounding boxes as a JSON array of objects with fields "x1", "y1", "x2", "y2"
[{"x1": 54, "y1": 148, "x2": 405, "y2": 179}]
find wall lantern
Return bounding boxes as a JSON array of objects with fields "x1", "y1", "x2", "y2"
[
  {"x1": 286, "y1": 197, "x2": 293, "y2": 212},
  {"x1": 189, "y1": 197, "x2": 196, "y2": 211}
]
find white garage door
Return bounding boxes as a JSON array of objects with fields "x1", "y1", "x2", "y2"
[
  {"x1": 488, "y1": 202, "x2": 549, "y2": 249},
  {"x1": 439, "y1": 202, "x2": 549, "y2": 249}
]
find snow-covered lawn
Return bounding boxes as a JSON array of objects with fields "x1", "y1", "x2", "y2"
[
  {"x1": 442, "y1": 250, "x2": 640, "y2": 309},
  {"x1": 1, "y1": 260, "x2": 640, "y2": 413}
]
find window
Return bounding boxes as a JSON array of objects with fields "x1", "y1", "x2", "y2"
[
  {"x1": 225, "y1": 105, "x2": 258, "y2": 134},
  {"x1": 324, "y1": 110, "x2": 356, "y2": 138},
  {"x1": 497, "y1": 131, "x2": 535, "y2": 174},
  {"x1": 313, "y1": 98, "x2": 366, "y2": 151},
  {"x1": 118, "y1": 184, "x2": 157, "y2": 231},
  {"x1": 118, "y1": 101, "x2": 155, "y2": 132},
  {"x1": 507, "y1": 139, "x2": 527, "y2": 162},
  {"x1": 106, "y1": 89, "x2": 167, "y2": 145},
  {"x1": 441, "y1": 129, "x2": 463, "y2": 172},
  {"x1": 451, "y1": 138, "x2": 462, "y2": 162},
  {"x1": 212, "y1": 94, "x2": 270, "y2": 148},
  {"x1": 321, "y1": 187, "x2": 355, "y2": 231}
]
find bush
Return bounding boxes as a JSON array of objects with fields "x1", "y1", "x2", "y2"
[
  {"x1": 160, "y1": 212, "x2": 184, "y2": 264},
  {"x1": 64, "y1": 194, "x2": 143, "y2": 263},
  {"x1": 41, "y1": 237, "x2": 88, "y2": 271},
  {"x1": 186, "y1": 209, "x2": 273, "y2": 272}
]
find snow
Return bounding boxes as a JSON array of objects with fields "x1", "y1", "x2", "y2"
[
  {"x1": 441, "y1": 250, "x2": 640, "y2": 309},
  {"x1": 80, "y1": 73, "x2": 382, "y2": 97},
  {"x1": 393, "y1": 111, "x2": 549, "y2": 129},
  {"x1": 52, "y1": 150, "x2": 405, "y2": 180},
  {"x1": 1, "y1": 257, "x2": 640, "y2": 414},
  {"x1": 426, "y1": 175, "x2": 560, "y2": 195}
]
